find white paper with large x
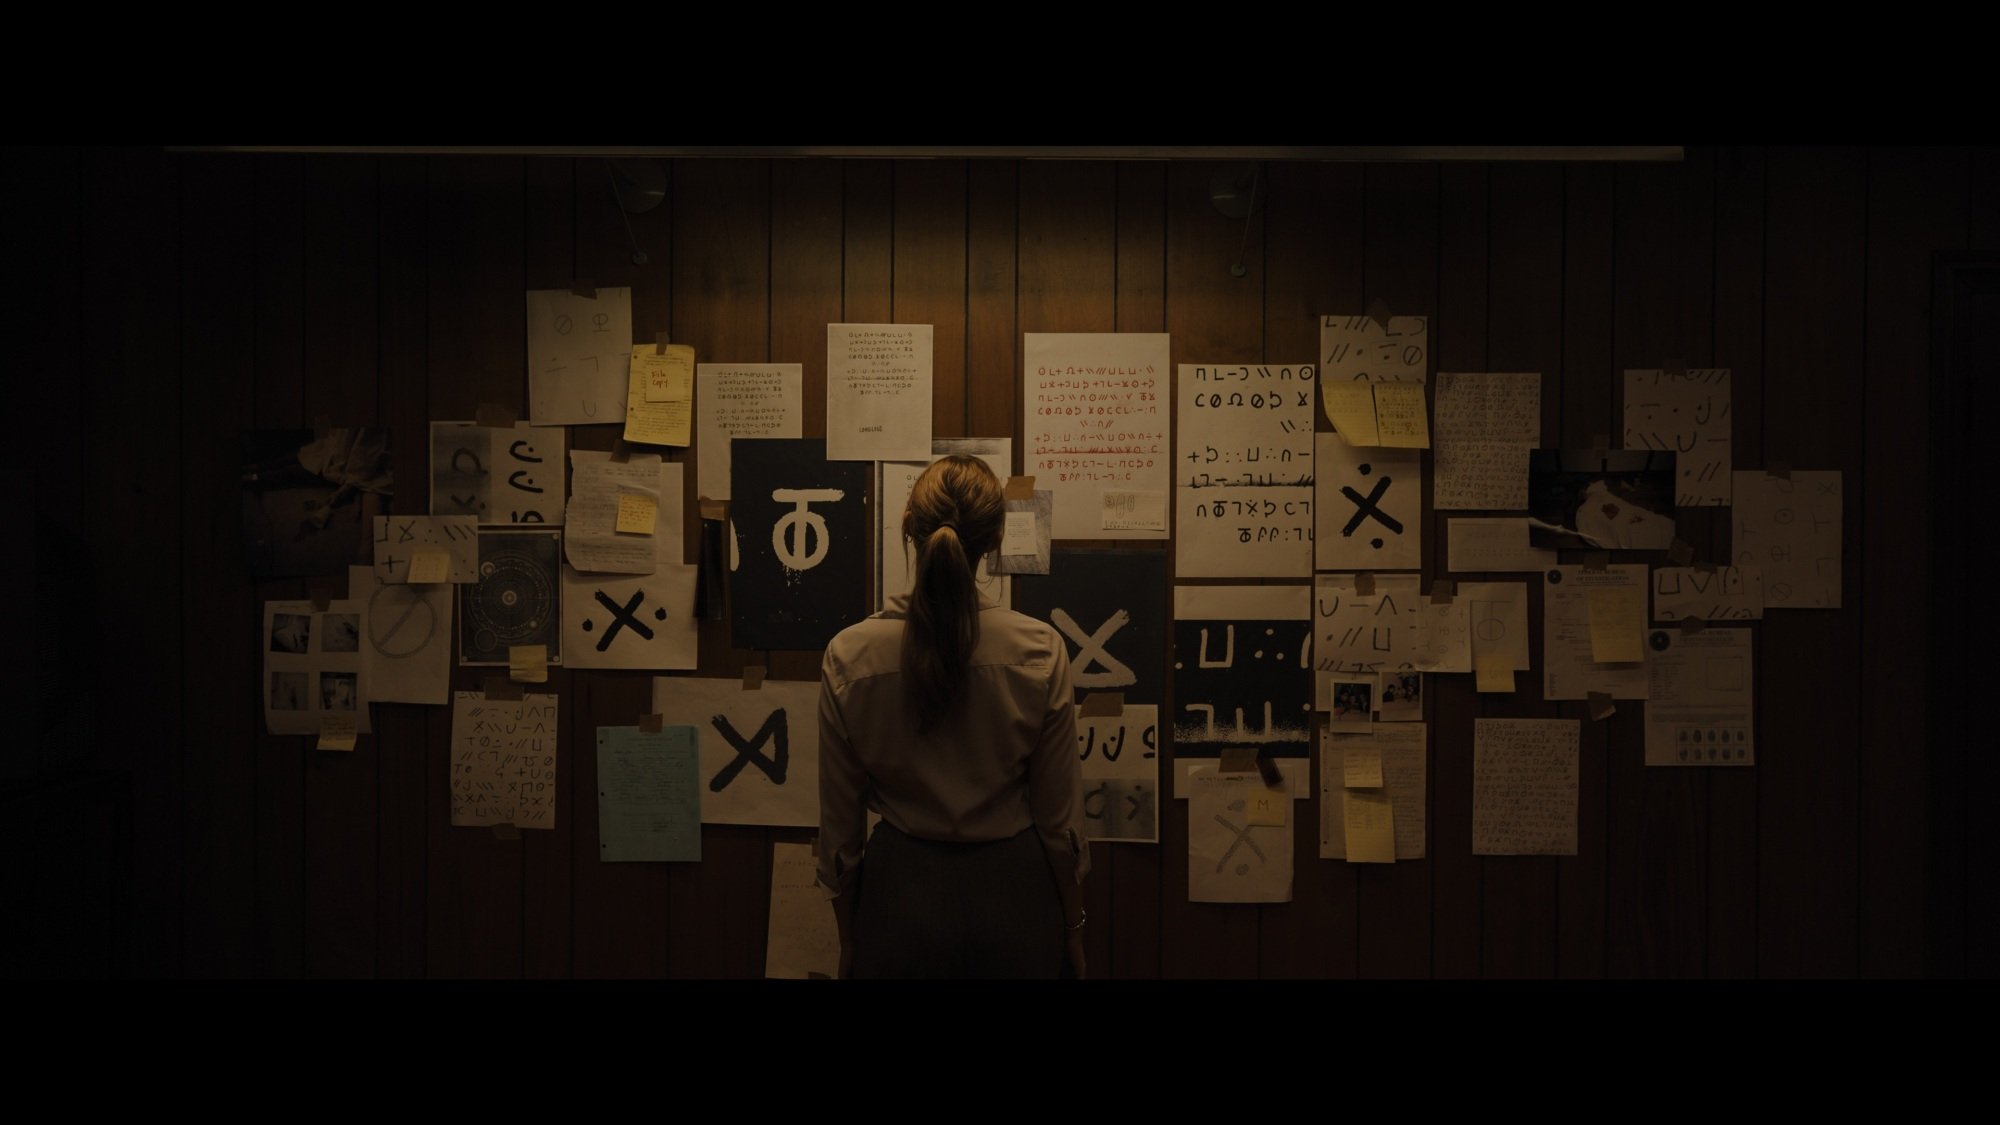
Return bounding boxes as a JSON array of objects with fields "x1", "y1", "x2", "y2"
[{"x1": 652, "y1": 677, "x2": 821, "y2": 827}]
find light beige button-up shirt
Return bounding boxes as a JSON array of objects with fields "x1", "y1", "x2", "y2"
[{"x1": 816, "y1": 594, "x2": 1090, "y2": 899}]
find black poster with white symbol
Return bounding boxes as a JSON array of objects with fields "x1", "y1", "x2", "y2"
[
  {"x1": 730, "y1": 438, "x2": 870, "y2": 652},
  {"x1": 1011, "y1": 548, "x2": 1167, "y2": 708},
  {"x1": 1169, "y1": 585, "x2": 1314, "y2": 761}
]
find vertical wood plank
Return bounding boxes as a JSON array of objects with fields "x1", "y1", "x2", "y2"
[
  {"x1": 894, "y1": 160, "x2": 969, "y2": 435},
  {"x1": 965, "y1": 161, "x2": 1020, "y2": 446}
]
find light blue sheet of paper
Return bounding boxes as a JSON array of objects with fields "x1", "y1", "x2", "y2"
[{"x1": 596, "y1": 725, "x2": 700, "y2": 862}]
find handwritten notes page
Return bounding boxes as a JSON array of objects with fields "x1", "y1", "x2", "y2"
[
  {"x1": 1653, "y1": 566, "x2": 1764, "y2": 622},
  {"x1": 766, "y1": 840, "x2": 840, "y2": 979},
  {"x1": 1023, "y1": 333, "x2": 1171, "y2": 540},
  {"x1": 1320, "y1": 724, "x2": 1427, "y2": 860},
  {"x1": 877, "y1": 439, "x2": 1012, "y2": 610},
  {"x1": 450, "y1": 691, "x2": 559, "y2": 829},
  {"x1": 1317, "y1": 432, "x2": 1421, "y2": 571},
  {"x1": 827, "y1": 323, "x2": 932, "y2": 461},
  {"x1": 429, "y1": 422, "x2": 566, "y2": 524},
  {"x1": 1645, "y1": 628, "x2": 1755, "y2": 766},
  {"x1": 1434, "y1": 373, "x2": 1540, "y2": 509},
  {"x1": 1543, "y1": 564, "x2": 1651, "y2": 700},
  {"x1": 374, "y1": 516, "x2": 478, "y2": 584},
  {"x1": 526, "y1": 287, "x2": 631, "y2": 425},
  {"x1": 263, "y1": 599, "x2": 373, "y2": 736},
  {"x1": 1473, "y1": 718, "x2": 1578, "y2": 855},
  {"x1": 694, "y1": 363, "x2": 802, "y2": 501},
  {"x1": 625, "y1": 343, "x2": 695, "y2": 447},
  {"x1": 1410, "y1": 597, "x2": 1472, "y2": 673},
  {"x1": 348, "y1": 566, "x2": 451, "y2": 705},
  {"x1": 1447, "y1": 518, "x2": 1559, "y2": 573},
  {"x1": 1320, "y1": 314, "x2": 1428, "y2": 383},
  {"x1": 1188, "y1": 770, "x2": 1294, "y2": 903},
  {"x1": 651, "y1": 678, "x2": 821, "y2": 827},
  {"x1": 1313, "y1": 573, "x2": 1419, "y2": 707},
  {"x1": 1175, "y1": 364, "x2": 1315, "y2": 577},
  {"x1": 1077, "y1": 705, "x2": 1160, "y2": 843},
  {"x1": 596, "y1": 724, "x2": 700, "y2": 860},
  {"x1": 1370, "y1": 383, "x2": 1431, "y2": 448},
  {"x1": 563, "y1": 452, "x2": 685, "y2": 574},
  {"x1": 1734, "y1": 470, "x2": 1842, "y2": 608},
  {"x1": 1625, "y1": 369, "x2": 1731, "y2": 506}
]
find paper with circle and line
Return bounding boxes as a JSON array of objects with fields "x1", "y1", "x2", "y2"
[{"x1": 349, "y1": 565, "x2": 452, "y2": 705}]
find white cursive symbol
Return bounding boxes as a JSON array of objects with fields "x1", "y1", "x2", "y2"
[{"x1": 771, "y1": 488, "x2": 844, "y2": 571}]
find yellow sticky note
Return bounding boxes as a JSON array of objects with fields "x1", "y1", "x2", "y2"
[
  {"x1": 1322, "y1": 381, "x2": 1381, "y2": 445},
  {"x1": 1372, "y1": 382, "x2": 1430, "y2": 448},
  {"x1": 317, "y1": 712, "x2": 358, "y2": 752},
  {"x1": 1343, "y1": 789, "x2": 1396, "y2": 863},
  {"x1": 1244, "y1": 788, "x2": 1287, "y2": 827},
  {"x1": 509, "y1": 644, "x2": 548, "y2": 683},
  {"x1": 407, "y1": 546, "x2": 451, "y2": 585},
  {"x1": 1475, "y1": 651, "x2": 1516, "y2": 694},
  {"x1": 626, "y1": 344, "x2": 695, "y2": 446},
  {"x1": 615, "y1": 491, "x2": 658, "y2": 535},
  {"x1": 1343, "y1": 745, "x2": 1384, "y2": 789},
  {"x1": 1586, "y1": 585, "x2": 1646, "y2": 663}
]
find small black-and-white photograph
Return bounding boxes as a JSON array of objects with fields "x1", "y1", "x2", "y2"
[
  {"x1": 319, "y1": 671, "x2": 358, "y2": 712},
  {"x1": 1527, "y1": 449, "x2": 1677, "y2": 550},
  {"x1": 270, "y1": 613, "x2": 312, "y2": 654},
  {"x1": 1329, "y1": 674, "x2": 1377, "y2": 731},
  {"x1": 320, "y1": 613, "x2": 361, "y2": 653},
  {"x1": 270, "y1": 671, "x2": 309, "y2": 711},
  {"x1": 1378, "y1": 670, "x2": 1423, "y2": 721}
]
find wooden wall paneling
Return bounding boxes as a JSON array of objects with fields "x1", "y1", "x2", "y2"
[
  {"x1": 1159, "y1": 159, "x2": 1265, "y2": 977},
  {"x1": 894, "y1": 160, "x2": 969, "y2": 436},
  {"x1": 1354, "y1": 162, "x2": 1442, "y2": 978},
  {"x1": 174, "y1": 152, "x2": 258, "y2": 976},
  {"x1": 1758, "y1": 147, "x2": 1866, "y2": 978},
  {"x1": 299, "y1": 154, "x2": 384, "y2": 978},
  {"x1": 250, "y1": 153, "x2": 307, "y2": 979},
  {"x1": 965, "y1": 161, "x2": 1020, "y2": 447},
  {"x1": 1860, "y1": 147, "x2": 1966, "y2": 976},
  {"x1": 1605, "y1": 150, "x2": 1716, "y2": 978},
  {"x1": 1105, "y1": 159, "x2": 1167, "y2": 980},
  {"x1": 1428, "y1": 163, "x2": 1490, "y2": 980},
  {"x1": 375, "y1": 154, "x2": 432, "y2": 978},
  {"x1": 520, "y1": 156, "x2": 581, "y2": 979},
  {"x1": 1544, "y1": 163, "x2": 1617, "y2": 979},
  {"x1": 666, "y1": 158, "x2": 774, "y2": 978},
  {"x1": 1705, "y1": 146, "x2": 1766, "y2": 977},
  {"x1": 425, "y1": 155, "x2": 527, "y2": 977}
]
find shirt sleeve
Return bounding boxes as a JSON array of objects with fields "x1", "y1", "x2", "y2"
[
  {"x1": 1024, "y1": 632, "x2": 1090, "y2": 887},
  {"x1": 815, "y1": 652, "x2": 869, "y2": 901}
]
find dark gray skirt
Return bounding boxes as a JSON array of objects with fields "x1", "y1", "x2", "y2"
[{"x1": 849, "y1": 821, "x2": 1064, "y2": 979}]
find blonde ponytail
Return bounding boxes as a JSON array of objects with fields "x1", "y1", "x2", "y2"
[{"x1": 901, "y1": 456, "x2": 1004, "y2": 730}]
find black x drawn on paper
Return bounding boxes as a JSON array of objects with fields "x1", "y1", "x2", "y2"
[
  {"x1": 1340, "y1": 476, "x2": 1403, "y2": 537},
  {"x1": 593, "y1": 589, "x2": 653, "y2": 651},
  {"x1": 709, "y1": 709, "x2": 789, "y2": 792},
  {"x1": 1212, "y1": 814, "x2": 1267, "y2": 873}
]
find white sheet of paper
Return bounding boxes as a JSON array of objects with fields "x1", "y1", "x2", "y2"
[
  {"x1": 651, "y1": 677, "x2": 820, "y2": 827},
  {"x1": 1320, "y1": 724, "x2": 1427, "y2": 859},
  {"x1": 1312, "y1": 572, "x2": 1419, "y2": 708},
  {"x1": 1319, "y1": 314, "x2": 1428, "y2": 382},
  {"x1": 1626, "y1": 369, "x2": 1731, "y2": 507},
  {"x1": 1188, "y1": 771, "x2": 1293, "y2": 903},
  {"x1": 1460, "y1": 581, "x2": 1531, "y2": 672},
  {"x1": 767, "y1": 840, "x2": 841, "y2": 979},
  {"x1": 429, "y1": 422, "x2": 567, "y2": 524},
  {"x1": 1473, "y1": 717, "x2": 1578, "y2": 855},
  {"x1": 1447, "y1": 518, "x2": 1560, "y2": 573},
  {"x1": 1652, "y1": 566, "x2": 1765, "y2": 622},
  {"x1": 1733, "y1": 470, "x2": 1841, "y2": 609},
  {"x1": 562, "y1": 563, "x2": 697, "y2": 670},
  {"x1": 374, "y1": 516, "x2": 478, "y2": 584},
  {"x1": 694, "y1": 363, "x2": 803, "y2": 501},
  {"x1": 449, "y1": 691, "x2": 558, "y2": 828},
  {"x1": 1100, "y1": 489, "x2": 1168, "y2": 532},
  {"x1": 876, "y1": 439, "x2": 1011, "y2": 610},
  {"x1": 348, "y1": 566, "x2": 451, "y2": 705},
  {"x1": 1001, "y1": 510, "x2": 1039, "y2": 556},
  {"x1": 1645, "y1": 627, "x2": 1755, "y2": 766},
  {"x1": 526, "y1": 287, "x2": 631, "y2": 425},
  {"x1": 564, "y1": 452, "x2": 684, "y2": 574},
  {"x1": 1023, "y1": 332, "x2": 1171, "y2": 540},
  {"x1": 1077, "y1": 705, "x2": 1159, "y2": 844},
  {"x1": 989, "y1": 492, "x2": 1052, "y2": 575},
  {"x1": 1175, "y1": 760, "x2": 1310, "y2": 800},
  {"x1": 1317, "y1": 431, "x2": 1421, "y2": 571},
  {"x1": 1410, "y1": 598, "x2": 1472, "y2": 673},
  {"x1": 1542, "y1": 565, "x2": 1650, "y2": 700},
  {"x1": 827, "y1": 323, "x2": 932, "y2": 461},
  {"x1": 1433, "y1": 372, "x2": 1539, "y2": 510},
  {"x1": 264, "y1": 599, "x2": 373, "y2": 736},
  {"x1": 1175, "y1": 363, "x2": 1316, "y2": 578}
]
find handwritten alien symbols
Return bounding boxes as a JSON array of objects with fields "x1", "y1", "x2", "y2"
[
  {"x1": 1212, "y1": 802, "x2": 1267, "y2": 875},
  {"x1": 584, "y1": 588, "x2": 666, "y2": 651},
  {"x1": 709, "y1": 708, "x2": 789, "y2": 793},
  {"x1": 1317, "y1": 432, "x2": 1421, "y2": 571},
  {"x1": 1053, "y1": 608, "x2": 1135, "y2": 690},
  {"x1": 1341, "y1": 467, "x2": 1402, "y2": 547},
  {"x1": 772, "y1": 488, "x2": 843, "y2": 572}
]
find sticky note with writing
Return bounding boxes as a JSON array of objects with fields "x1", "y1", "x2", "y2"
[
  {"x1": 1244, "y1": 787, "x2": 1287, "y2": 827},
  {"x1": 407, "y1": 547, "x2": 452, "y2": 585},
  {"x1": 317, "y1": 712, "x2": 359, "y2": 751},
  {"x1": 509, "y1": 644, "x2": 549, "y2": 683},
  {"x1": 1585, "y1": 586, "x2": 1645, "y2": 664},
  {"x1": 615, "y1": 491, "x2": 658, "y2": 535}
]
